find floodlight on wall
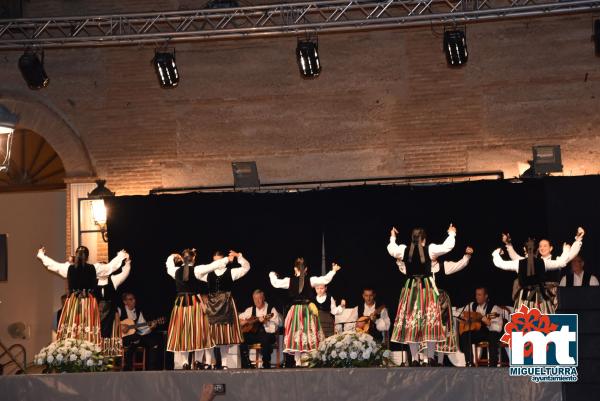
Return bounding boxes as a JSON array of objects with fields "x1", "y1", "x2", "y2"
[
  {"x1": 232, "y1": 161, "x2": 260, "y2": 189},
  {"x1": 85, "y1": 180, "x2": 115, "y2": 242},
  {"x1": 152, "y1": 49, "x2": 179, "y2": 88},
  {"x1": 0, "y1": 105, "x2": 19, "y2": 173},
  {"x1": 443, "y1": 28, "x2": 468, "y2": 67},
  {"x1": 297, "y1": 37, "x2": 321, "y2": 79},
  {"x1": 18, "y1": 50, "x2": 49, "y2": 90},
  {"x1": 532, "y1": 145, "x2": 562, "y2": 175}
]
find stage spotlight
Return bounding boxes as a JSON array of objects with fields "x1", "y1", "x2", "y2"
[
  {"x1": 18, "y1": 51, "x2": 49, "y2": 90},
  {"x1": 152, "y1": 49, "x2": 179, "y2": 88},
  {"x1": 594, "y1": 19, "x2": 600, "y2": 56},
  {"x1": 296, "y1": 39, "x2": 321, "y2": 79},
  {"x1": 206, "y1": 0, "x2": 239, "y2": 8},
  {"x1": 443, "y1": 29, "x2": 468, "y2": 67},
  {"x1": 520, "y1": 145, "x2": 563, "y2": 177}
]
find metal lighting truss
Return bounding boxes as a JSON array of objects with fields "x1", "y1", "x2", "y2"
[{"x1": 0, "y1": 0, "x2": 599, "y2": 49}]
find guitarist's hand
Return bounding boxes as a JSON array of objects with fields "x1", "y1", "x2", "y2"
[
  {"x1": 149, "y1": 321, "x2": 158, "y2": 331},
  {"x1": 482, "y1": 317, "x2": 491, "y2": 326}
]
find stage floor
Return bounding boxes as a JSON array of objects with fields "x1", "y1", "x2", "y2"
[{"x1": 0, "y1": 367, "x2": 562, "y2": 401}]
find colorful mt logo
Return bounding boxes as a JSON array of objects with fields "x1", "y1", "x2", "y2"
[{"x1": 501, "y1": 305, "x2": 578, "y2": 383}]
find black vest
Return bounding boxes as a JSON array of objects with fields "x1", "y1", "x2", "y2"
[
  {"x1": 517, "y1": 258, "x2": 546, "y2": 287},
  {"x1": 289, "y1": 275, "x2": 313, "y2": 303},
  {"x1": 97, "y1": 279, "x2": 116, "y2": 302},
  {"x1": 67, "y1": 264, "x2": 97, "y2": 292},
  {"x1": 174, "y1": 266, "x2": 202, "y2": 294},
  {"x1": 313, "y1": 294, "x2": 332, "y2": 312},
  {"x1": 357, "y1": 303, "x2": 384, "y2": 342},
  {"x1": 119, "y1": 306, "x2": 142, "y2": 323},
  {"x1": 251, "y1": 303, "x2": 271, "y2": 317},
  {"x1": 403, "y1": 244, "x2": 432, "y2": 277},
  {"x1": 470, "y1": 302, "x2": 494, "y2": 315},
  {"x1": 207, "y1": 270, "x2": 233, "y2": 294},
  {"x1": 565, "y1": 271, "x2": 593, "y2": 287}
]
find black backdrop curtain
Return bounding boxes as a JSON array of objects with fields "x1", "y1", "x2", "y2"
[{"x1": 106, "y1": 176, "x2": 600, "y2": 327}]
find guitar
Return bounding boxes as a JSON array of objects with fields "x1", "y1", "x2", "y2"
[
  {"x1": 458, "y1": 311, "x2": 499, "y2": 335},
  {"x1": 240, "y1": 313, "x2": 274, "y2": 334},
  {"x1": 356, "y1": 305, "x2": 386, "y2": 334},
  {"x1": 120, "y1": 317, "x2": 165, "y2": 337}
]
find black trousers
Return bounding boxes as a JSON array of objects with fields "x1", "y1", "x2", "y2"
[
  {"x1": 123, "y1": 331, "x2": 162, "y2": 371},
  {"x1": 459, "y1": 328, "x2": 501, "y2": 366},
  {"x1": 240, "y1": 331, "x2": 276, "y2": 367}
]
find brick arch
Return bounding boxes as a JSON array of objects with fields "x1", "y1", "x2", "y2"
[{"x1": 0, "y1": 90, "x2": 94, "y2": 178}]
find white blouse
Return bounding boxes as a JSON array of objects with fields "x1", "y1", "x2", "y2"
[{"x1": 387, "y1": 231, "x2": 456, "y2": 274}]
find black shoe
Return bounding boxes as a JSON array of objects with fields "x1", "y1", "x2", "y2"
[
  {"x1": 193, "y1": 361, "x2": 202, "y2": 370},
  {"x1": 428, "y1": 358, "x2": 440, "y2": 367},
  {"x1": 182, "y1": 363, "x2": 190, "y2": 370},
  {"x1": 262, "y1": 362, "x2": 271, "y2": 369},
  {"x1": 409, "y1": 360, "x2": 420, "y2": 367}
]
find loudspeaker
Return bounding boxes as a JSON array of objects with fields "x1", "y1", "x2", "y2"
[{"x1": 0, "y1": 234, "x2": 7, "y2": 281}]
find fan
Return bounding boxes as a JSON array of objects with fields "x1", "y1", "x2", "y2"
[{"x1": 7, "y1": 322, "x2": 28, "y2": 339}]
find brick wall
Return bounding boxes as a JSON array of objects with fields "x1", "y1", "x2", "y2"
[{"x1": 1, "y1": 10, "x2": 599, "y2": 200}]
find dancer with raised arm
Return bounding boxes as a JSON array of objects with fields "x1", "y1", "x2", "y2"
[
  {"x1": 269, "y1": 259, "x2": 341, "y2": 366},
  {"x1": 37, "y1": 246, "x2": 129, "y2": 344},
  {"x1": 387, "y1": 224, "x2": 456, "y2": 366},
  {"x1": 492, "y1": 227, "x2": 584, "y2": 314},
  {"x1": 312, "y1": 284, "x2": 345, "y2": 338},
  {"x1": 198, "y1": 250, "x2": 251, "y2": 369},
  {"x1": 430, "y1": 246, "x2": 473, "y2": 365},
  {"x1": 165, "y1": 249, "x2": 235, "y2": 369},
  {"x1": 97, "y1": 257, "x2": 131, "y2": 357}
]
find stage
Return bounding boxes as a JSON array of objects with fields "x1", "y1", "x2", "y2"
[{"x1": 0, "y1": 367, "x2": 561, "y2": 401}]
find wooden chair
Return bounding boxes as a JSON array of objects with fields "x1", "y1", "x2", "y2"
[
  {"x1": 248, "y1": 341, "x2": 281, "y2": 368},
  {"x1": 121, "y1": 346, "x2": 146, "y2": 371},
  {"x1": 473, "y1": 341, "x2": 490, "y2": 367}
]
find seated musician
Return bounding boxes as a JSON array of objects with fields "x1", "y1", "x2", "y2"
[
  {"x1": 350, "y1": 288, "x2": 390, "y2": 343},
  {"x1": 559, "y1": 255, "x2": 599, "y2": 287},
  {"x1": 239, "y1": 289, "x2": 281, "y2": 369},
  {"x1": 457, "y1": 287, "x2": 503, "y2": 367},
  {"x1": 118, "y1": 292, "x2": 163, "y2": 371}
]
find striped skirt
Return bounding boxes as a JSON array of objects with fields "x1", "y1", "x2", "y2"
[
  {"x1": 167, "y1": 293, "x2": 214, "y2": 352},
  {"x1": 283, "y1": 304, "x2": 324, "y2": 353},
  {"x1": 435, "y1": 290, "x2": 459, "y2": 353},
  {"x1": 514, "y1": 287, "x2": 555, "y2": 315},
  {"x1": 209, "y1": 298, "x2": 244, "y2": 345},
  {"x1": 57, "y1": 292, "x2": 101, "y2": 344},
  {"x1": 391, "y1": 276, "x2": 445, "y2": 344},
  {"x1": 101, "y1": 313, "x2": 123, "y2": 357}
]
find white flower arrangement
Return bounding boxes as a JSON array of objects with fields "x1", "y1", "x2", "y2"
[
  {"x1": 304, "y1": 331, "x2": 393, "y2": 368},
  {"x1": 34, "y1": 339, "x2": 111, "y2": 373}
]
